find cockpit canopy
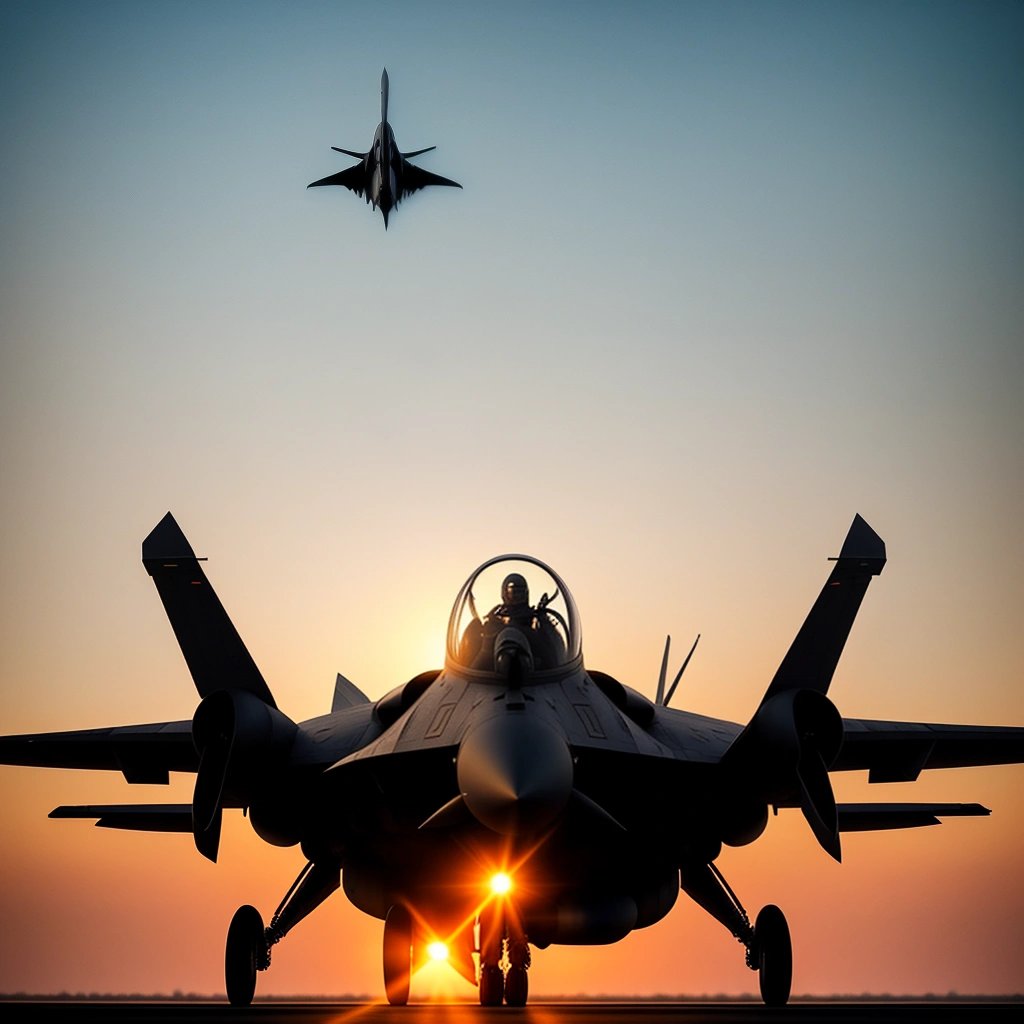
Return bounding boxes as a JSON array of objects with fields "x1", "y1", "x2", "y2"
[{"x1": 446, "y1": 555, "x2": 581, "y2": 675}]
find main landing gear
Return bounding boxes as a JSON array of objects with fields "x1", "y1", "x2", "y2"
[
  {"x1": 679, "y1": 860, "x2": 793, "y2": 1007},
  {"x1": 383, "y1": 904, "x2": 413, "y2": 1006},
  {"x1": 224, "y1": 860, "x2": 340, "y2": 1007},
  {"x1": 478, "y1": 906, "x2": 531, "y2": 1006}
]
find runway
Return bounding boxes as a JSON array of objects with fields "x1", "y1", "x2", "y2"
[{"x1": 1, "y1": 1002, "x2": 1019, "y2": 1024}]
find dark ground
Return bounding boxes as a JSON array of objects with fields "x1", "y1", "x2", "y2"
[{"x1": 1, "y1": 1002, "x2": 1020, "y2": 1023}]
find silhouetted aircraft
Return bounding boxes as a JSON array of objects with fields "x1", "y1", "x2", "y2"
[
  {"x1": 307, "y1": 68, "x2": 461, "y2": 228},
  {"x1": 2, "y1": 513, "x2": 1023, "y2": 1007}
]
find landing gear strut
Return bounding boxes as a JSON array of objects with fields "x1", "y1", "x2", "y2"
[{"x1": 680, "y1": 860, "x2": 793, "y2": 1007}]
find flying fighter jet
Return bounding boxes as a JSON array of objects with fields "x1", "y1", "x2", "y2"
[
  {"x1": 2, "y1": 513, "x2": 1023, "y2": 1007},
  {"x1": 307, "y1": 68, "x2": 461, "y2": 228}
]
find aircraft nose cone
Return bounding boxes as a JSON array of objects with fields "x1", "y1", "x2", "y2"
[{"x1": 457, "y1": 713, "x2": 573, "y2": 835}]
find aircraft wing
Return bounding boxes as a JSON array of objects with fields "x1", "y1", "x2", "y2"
[
  {"x1": 307, "y1": 163, "x2": 366, "y2": 196},
  {"x1": 835, "y1": 718, "x2": 1024, "y2": 782},
  {"x1": 0, "y1": 721, "x2": 197, "y2": 784},
  {"x1": 401, "y1": 161, "x2": 462, "y2": 195}
]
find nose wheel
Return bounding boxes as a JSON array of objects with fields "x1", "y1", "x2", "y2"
[
  {"x1": 504, "y1": 964, "x2": 528, "y2": 1006},
  {"x1": 479, "y1": 963, "x2": 504, "y2": 1006},
  {"x1": 477, "y1": 907, "x2": 531, "y2": 1006}
]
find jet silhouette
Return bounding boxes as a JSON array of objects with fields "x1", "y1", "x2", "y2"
[
  {"x1": 308, "y1": 68, "x2": 461, "y2": 228},
  {"x1": 2, "y1": 514, "x2": 1023, "y2": 1007}
]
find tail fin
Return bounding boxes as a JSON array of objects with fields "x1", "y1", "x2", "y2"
[
  {"x1": 142, "y1": 513, "x2": 276, "y2": 708},
  {"x1": 332, "y1": 672, "x2": 370, "y2": 712},
  {"x1": 761, "y1": 514, "x2": 885, "y2": 703}
]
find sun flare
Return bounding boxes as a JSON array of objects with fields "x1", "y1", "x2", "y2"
[{"x1": 489, "y1": 872, "x2": 512, "y2": 895}]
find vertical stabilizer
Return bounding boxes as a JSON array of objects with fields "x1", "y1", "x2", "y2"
[
  {"x1": 761, "y1": 514, "x2": 886, "y2": 703},
  {"x1": 142, "y1": 513, "x2": 277, "y2": 708}
]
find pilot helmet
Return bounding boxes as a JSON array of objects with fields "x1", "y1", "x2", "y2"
[{"x1": 501, "y1": 573, "x2": 529, "y2": 607}]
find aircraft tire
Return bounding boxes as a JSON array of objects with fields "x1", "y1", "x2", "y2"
[
  {"x1": 225, "y1": 904, "x2": 265, "y2": 1007},
  {"x1": 505, "y1": 963, "x2": 528, "y2": 1006},
  {"x1": 383, "y1": 904, "x2": 412, "y2": 1006},
  {"x1": 479, "y1": 964, "x2": 504, "y2": 1006},
  {"x1": 754, "y1": 904, "x2": 792, "y2": 1007}
]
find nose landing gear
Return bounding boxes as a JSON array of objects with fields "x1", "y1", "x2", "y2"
[
  {"x1": 504, "y1": 935, "x2": 530, "y2": 1007},
  {"x1": 477, "y1": 906, "x2": 531, "y2": 1006}
]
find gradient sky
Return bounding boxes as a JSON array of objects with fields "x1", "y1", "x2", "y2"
[{"x1": 1, "y1": 0, "x2": 1022, "y2": 998}]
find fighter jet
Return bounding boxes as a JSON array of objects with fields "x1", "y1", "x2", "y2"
[
  {"x1": 308, "y1": 68, "x2": 461, "y2": 228},
  {"x1": 2, "y1": 513, "x2": 1023, "y2": 1007}
]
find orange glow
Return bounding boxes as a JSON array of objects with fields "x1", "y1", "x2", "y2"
[
  {"x1": 489, "y1": 872, "x2": 512, "y2": 896},
  {"x1": 427, "y1": 941, "x2": 448, "y2": 962}
]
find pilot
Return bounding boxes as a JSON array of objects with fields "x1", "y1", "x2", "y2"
[
  {"x1": 494, "y1": 573, "x2": 532, "y2": 625},
  {"x1": 460, "y1": 574, "x2": 565, "y2": 671}
]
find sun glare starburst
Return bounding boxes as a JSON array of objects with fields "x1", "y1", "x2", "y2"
[
  {"x1": 427, "y1": 941, "x2": 449, "y2": 962},
  {"x1": 489, "y1": 872, "x2": 512, "y2": 895}
]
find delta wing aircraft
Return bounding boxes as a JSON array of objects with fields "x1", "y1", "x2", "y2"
[
  {"x1": 2, "y1": 513, "x2": 1023, "y2": 1007},
  {"x1": 308, "y1": 68, "x2": 461, "y2": 227}
]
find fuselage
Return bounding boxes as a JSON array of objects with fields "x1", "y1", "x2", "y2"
[
  {"x1": 237, "y1": 552, "x2": 747, "y2": 955},
  {"x1": 245, "y1": 656, "x2": 738, "y2": 955},
  {"x1": 370, "y1": 68, "x2": 397, "y2": 219},
  {"x1": 369, "y1": 122, "x2": 398, "y2": 217}
]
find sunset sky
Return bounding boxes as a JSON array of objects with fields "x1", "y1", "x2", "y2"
[{"x1": 1, "y1": 0, "x2": 1022, "y2": 999}]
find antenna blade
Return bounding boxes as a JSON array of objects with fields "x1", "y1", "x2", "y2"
[
  {"x1": 656, "y1": 635, "x2": 670, "y2": 705},
  {"x1": 664, "y1": 633, "x2": 700, "y2": 707}
]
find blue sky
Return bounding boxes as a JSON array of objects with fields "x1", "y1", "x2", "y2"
[{"x1": 1, "y1": 0, "x2": 1022, "y2": 996}]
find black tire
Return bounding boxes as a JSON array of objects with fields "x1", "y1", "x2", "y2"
[
  {"x1": 504, "y1": 963, "x2": 528, "y2": 1006},
  {"x1": 755, "y1": 904, "x2": 792, "y2": 1007},
  {"x1": 383, "y1": 904, "x2": 413, "y2": 1006},
  {"x1": 479, "y1": 964, "x2": 504, "y2": 1006},
  {"x1": 225, "y1": 904, "x2": 264, "y2": 1007}
]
